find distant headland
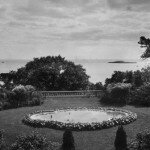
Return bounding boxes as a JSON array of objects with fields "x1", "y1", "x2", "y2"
[{"x1": 108, "y1": 60, "x2": 137, "y2": 63}]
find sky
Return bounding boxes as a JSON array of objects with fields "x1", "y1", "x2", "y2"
[{"x1": 0, "y1": 0, "x2": 150, "y2": 60}]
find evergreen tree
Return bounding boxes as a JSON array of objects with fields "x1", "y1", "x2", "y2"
[
  {"x1": 0, "y1": 130, "x2": 6, "y2": 150},
  {"x1": 114, "y1": 125, "x2": 127, "y2": 150},
  {"x1": 62, "y1": 130, "x2": 75, "y2": 150}
]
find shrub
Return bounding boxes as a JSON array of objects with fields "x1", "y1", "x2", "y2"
[
  {"x1": 129, "y1": 130, "x2": 150, "y2": 150},
  {"x1": 101, "y1": 83, "x2": 131, "y2": 105},
  {"x1": 0, "y1": 130, "x2": 6, "y2": 150},
  {"x1": 2, "y1": 101, "x2": 11, "y2": 110},
  {"x1": 0, "y1": 85, "x2": 41, "y2": 110},
  {"x1": 0, "y1": 102, "x2": 2, "y2": 111},
  {"x1": 25, "y1": 85, "x2": 35, "y2": 92},
  {"x1": 10, "y1": 132, "x2": 49, "y2": 150},
  {"x1": 10, "y1": 85, "x2": 42, "y2": 108},
  {"x1": 62, "y1": 130, "x2": 75, "y2": 150},
  {"x1": 30, "y1": 91, "x2": 43, "y2": 106},
  {"x1": 114, "y1": 125, "x2": 127, "y2": 150},
  {"x1": 12, "y1": 85, "x2": 27, "y2": 107},
  {"x1": 0, "y1": 89, "x2": 13, "y2": 110},
  {"x1": 129, "y1": 83, "x2": 150, "y2": 106}
]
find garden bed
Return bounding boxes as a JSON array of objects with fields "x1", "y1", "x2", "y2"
[{"x1": 22, "y1": 107, "x2": 137, "y2": 131}]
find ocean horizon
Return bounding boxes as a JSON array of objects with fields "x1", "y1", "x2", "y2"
[{"x1": 0, "y1": 58, "x2": 149, "y2": 84}]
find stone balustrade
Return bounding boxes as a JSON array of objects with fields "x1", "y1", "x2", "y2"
[{"x1": 38, "y1": 90, "x2": 103, "y2": 98}]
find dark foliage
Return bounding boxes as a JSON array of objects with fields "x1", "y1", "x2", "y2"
[
  {"x1": 105, "y1": 70, "x2": 143, "y2": 87},
  {"x1": 129, "y1": 130, "x2": 150, "y2": 150},
  {"x1": 129, "y1": 83, "x2": 150, "y2": 106},
  {"x1": 0, "y1": 55, "x2": 89, "y2": 91},
  {"x1": 0, "y1": 130, "x2": 6, "y2": 150},
  {"x1": 136, "y1": 130, "x2": 150, "y2": 150},
  {"x1": 138, "y1": 36, "x2": 150, "y2": 58},
  {"x1": 88, "y1": 82, "x2": 105, "y2": 90},
  {"x1": 105, "y1": 71, "x2": 125, "y2": 85},
  {"x1": 101, "y1": 83, "x2": 130, "y2": 105},
  {"x1": 62, "y1": 130, "x2": 75, "y2": 150},
  {"x1": 114, "y1": 125, "x2": 127, "y2": 150}
]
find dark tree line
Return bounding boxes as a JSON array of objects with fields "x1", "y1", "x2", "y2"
[
  {"x1": 105, "y1": 70, "x2": 143, "y2": 87},
  {"x1": 0, "y1": 55, "x2": 90, "y2": 91}
]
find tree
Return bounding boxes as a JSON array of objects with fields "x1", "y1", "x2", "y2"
[
  {"x1": 133, "y1": 70, "x2": 143, "y2": 87},
  {"x1": 0, "y1": 130, "x2": 6, "y2": 150},
  {"x1": 124, "y1": 71, "x2": 133, "y2": 83},
  {"x1": 105, "y1": 71, "x2": 125, "y2": 85},
  {"x1": 111, "y1": 71, "x2": 125, "y2": 83},
  {"x1": 0, "y1": 71, "x2": 16, "y2": 90},
  {"x1": 114, "y1": 125, "x2": 127, "y2": 150},
  {"x1": 138, "y1": 36, "x2": 150, "y2": 58},
  {"x1": 62, "y1": 130, "x2": 75, "y2": 150},
  {"x1": 0, "y1": 56, "x2": 89, "y2": 91},
  {"x1": 141, "y1": 66, "x2": 150, "y2": 83},
  {"x1": 94, "y1": 82, "x2": 104, "y2": 90}
]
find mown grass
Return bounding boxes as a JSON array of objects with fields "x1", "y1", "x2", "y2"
[{"x1": 0, "y1": 97, "x2": 150, "y2": 150}]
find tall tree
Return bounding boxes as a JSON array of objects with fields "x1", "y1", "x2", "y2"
[
  {"x1": 62, "y1": 130, "x2": 75, "y2": 150},
  {"x1": 138, "y1": 36, "x2": 150, "y2": 58},
  {"x1": 0, "y1": 55, "x2": 89, "y2": 91},
  {"x1": 114, "y1": 125, "x2": 127, "y2": 150}
]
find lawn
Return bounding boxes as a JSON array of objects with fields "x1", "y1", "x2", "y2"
[{"x1": 0, "y1": 97, "x2": 150, "y2": 150}]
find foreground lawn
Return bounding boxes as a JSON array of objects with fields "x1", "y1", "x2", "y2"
[{"x1": 0, "y1": 97, "x2": 150, "y2": 150}]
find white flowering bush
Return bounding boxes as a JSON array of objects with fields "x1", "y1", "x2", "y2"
[
  {"x1": 107, "y1": 83, "x2": 132, "y2": 93},
  {"x1": 11, "y1": 85, "x2": 27, "y2": 107},
  {"x1": 25, "y1": 85, "x2": 35, "y2": 92},
  {"x1": 9, "y1": 85, "x2": 42, "y2": 108},
  {"x1": 22, "y1": 107, "x2": 137, "y2": 131}
]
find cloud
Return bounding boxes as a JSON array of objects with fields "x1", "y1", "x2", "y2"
[
  {"x1": 0, "y1": 0, "x2": 149, "y2": 60},
  {"x1": 107, "y1": 0, "x2": 150, "y2": 12}
]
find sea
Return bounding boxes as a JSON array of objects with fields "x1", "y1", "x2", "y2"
[{"x1": 0, "y1": 59, "x2": 149, "y2": 84}]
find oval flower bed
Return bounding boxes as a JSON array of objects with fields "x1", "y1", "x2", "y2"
[{"x1": 22, "y1": 107, "x2": 137, "y2": 131}]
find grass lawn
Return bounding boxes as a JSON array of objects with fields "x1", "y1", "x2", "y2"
[{"x1": 0, "y1": 97, "x2": 150, "y2": 150}]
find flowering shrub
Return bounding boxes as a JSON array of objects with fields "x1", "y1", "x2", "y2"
[
  {"x1": 12, "y1": 85, "x2": 27, "y2": 107},
  {"x1": 107, "y1": 83, "x2": 132, "y2": 93},
  {"x1": 0, "y1": 85, "x2": 43, "y2": 110},
  {"x1": 10, "y1": 132, "x2": 49, "y2": 150},
  {"x1": 10, "y1": 85, "x2": 43, "y2": 107},
  {"x1": 22, "y1": 107, "x2": 137, "y2": 131},
  {"x1": 25, "y1": 85, "x2": 35, "y2": 92}
]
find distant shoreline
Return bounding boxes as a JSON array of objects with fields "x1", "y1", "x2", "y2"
[{"x1": 108, "y1": 61, "x2": 137, "y2": 64}]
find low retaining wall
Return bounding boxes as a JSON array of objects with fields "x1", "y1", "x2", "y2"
[{"x1": 38, "y1": 90, "x2": 103, "y2": 98}]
